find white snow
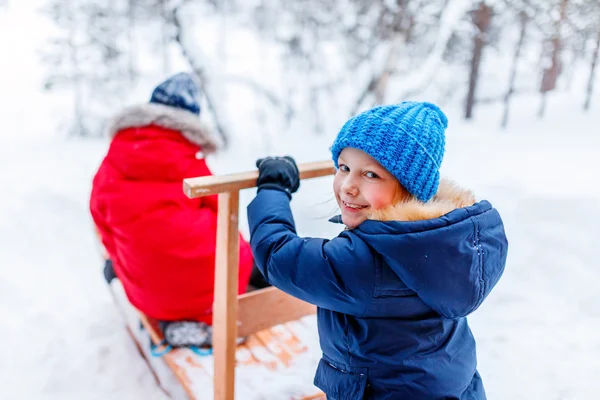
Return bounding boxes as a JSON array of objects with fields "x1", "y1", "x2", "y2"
[
  {"x1": 2, "y1": 95, "x2": 599, "y2": 400},
  {"x1": 1, "y1": 2, "x2": 600, "y2": 400}
]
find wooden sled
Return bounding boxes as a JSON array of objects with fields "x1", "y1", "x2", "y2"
[
  {"x1": 106, "y1": 160, "x2": 336, "y2": 399},
  {"x1": 108, "y1": 277, "x2": 324, "y2": 400}
]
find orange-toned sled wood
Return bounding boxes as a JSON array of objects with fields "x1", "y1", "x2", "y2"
[
  {"x1": 138, "y1": 312, "x2": 325, "y2": 400},
  {"x1": 184, "y1": 161, "x2": 335, "y2": 400},
  {"x1": 100, "y1": 161, "x2": 334, "y2": 400},
  {"x1": 184, "y1": 160, "x2": 334, "y2": 198}
]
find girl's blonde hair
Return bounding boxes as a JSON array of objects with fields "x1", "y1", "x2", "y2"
[{"x1": 392, "y1": 180, "x2": 412, "y2": 204}]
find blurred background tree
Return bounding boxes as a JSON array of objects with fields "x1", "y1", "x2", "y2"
[{"x1": 39, "y1": 0, "x2": 600, "y2": 138}]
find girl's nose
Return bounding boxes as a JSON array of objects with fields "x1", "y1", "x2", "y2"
[{"x1": 341, "y1": 176, "x2": 358, "y2": 196}]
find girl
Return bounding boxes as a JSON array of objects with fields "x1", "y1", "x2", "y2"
[{"x1": 247, "y1": 102, "x2": 508, "y2": 399}]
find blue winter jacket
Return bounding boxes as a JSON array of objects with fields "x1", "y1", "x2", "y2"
[{"x1": 248, "y1": 189, "x2": 508, "y2": 400}]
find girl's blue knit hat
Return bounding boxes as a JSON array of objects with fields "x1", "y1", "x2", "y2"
[
  {"x1": 149, "y1": 72, "x2": 201, "y2": 115},
  {"x1": 331, "y1": 101, "x2": 447, "y2": 202}
]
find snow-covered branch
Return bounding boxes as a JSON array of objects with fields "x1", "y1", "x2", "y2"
[
  {"x1": 392, "y1": 0, "x2": 474, "y2": 103},
  {"x1": 350, "y1": 31, "x2": 406, "y2": 115},
  {"x1": 173, "y1": 2, "x2": 232, "y2": 148},
  {"x1": 349, "y1": 0, "x2": 473, "y2": 115}
]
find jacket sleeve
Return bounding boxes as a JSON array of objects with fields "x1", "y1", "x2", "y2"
[{"x1": 247, "y1": 189, "x2": 375, "y2": 317}]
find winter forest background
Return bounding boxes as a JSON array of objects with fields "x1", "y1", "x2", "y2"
[
  {"x1": 28, "y1": 0, "x2": 600, "y2": 139},
  {"x1": 1, "y1": 0, "x2": 599, "y2": 399}
]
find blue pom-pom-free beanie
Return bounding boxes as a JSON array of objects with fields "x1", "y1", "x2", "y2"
[
  {"x1": 150, "y1": 72, "x2": 201, "y2": 115},
  {"x1": 330, "y1": 101, "x2": 447, "y2": 202}
]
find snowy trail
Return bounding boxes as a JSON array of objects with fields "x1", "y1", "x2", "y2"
[
  {"x1": 445, "y1": 132, "x2": 600, "y2": 399},
  {"x1": 0, "y1": 139, "x2": 166, "y2": 400},
  {"x1": 470, "y1": 196, "x2": 600, "y2": 399}
]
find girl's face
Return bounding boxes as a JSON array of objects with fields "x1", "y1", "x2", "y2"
[{"x1": 333, "y1": 147, "x2": 405, "y2": 229}]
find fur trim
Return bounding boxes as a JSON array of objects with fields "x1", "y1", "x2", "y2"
[
  {"x1": 105, "y1": 103, "x2": 219, "y2": 154},
  {"x1": 369, "y1": 178, "x2": 476, "y2": 222}
]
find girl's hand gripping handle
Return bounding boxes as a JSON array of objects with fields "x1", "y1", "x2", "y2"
[{"x1": 255, "y1": 156, "x2": 300, "y2": 199}]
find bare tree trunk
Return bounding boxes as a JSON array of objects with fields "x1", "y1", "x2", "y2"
[
  {"x1": 501, "y1": 11, "x2": 528, "y2": 129},
  {"x1": 66, "y1": 0, "x2": 86, "y2": 136},
  {"x1": 351, "y1": 0, "x2": 472, "y2": 115},
  {"x1": 173, "y1": 3, "x2": 231, "y2": 147},
  {"x1": 218, "y1": 0, "x2": 227, "y2": 64},
  {"x1": 537, "y1": 92, "x2": 547, "y2": 117},
  {"x1": 374, "y1": 32, "x2": 406, "y2": 104},
  {"x1": 539, "y1": 36, "x2": 562, "y2": 92},
  {"x1": 539, "y1": 0, "x2": 569, "y2": 117},
  {"x1": 172, "y1": 0, "x2": 292, "y2": 144},
  {"x1": 353, "y1": 0, "x2": 409, "y2": 112},
  {"x1": 565, "y1": 34, "x2": 585, "y2": 91},
  {"x1": 161, "y1": 0, "x2": 170, "y2": 75},
  {"x1": 73, "y1": 78, "x2": 86, "y2": 136},
  {"x1": 127, "y1": 0, "x2": 136, "y2": 83},
  {"x1": 307, "y1": 86, "x2": 321, "y2": 134},
  {"x1": 465, "y1": 2, "x2": 492, "y2": 120},
  {"x1": 584, "y1": 28, "x2": 600, "y2": 111},
  {"x1": 351, "y1": 77, "x2": 378, "y2": 116}
]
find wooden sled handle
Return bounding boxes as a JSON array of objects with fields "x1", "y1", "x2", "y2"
[
  {"x1": 183, "y1": 159, "x2": 335, "y2": 400},
  {"x1": 184, "y1": 160, "x2": 335, "y2": 198}
]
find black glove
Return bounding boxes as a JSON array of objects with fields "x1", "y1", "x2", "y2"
[{"x1": 256, "y1": 156, "x2": 300, "y2": 199}]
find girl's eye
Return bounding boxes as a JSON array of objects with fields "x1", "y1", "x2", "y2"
[
  {"x1": 365, "y1": 171, "x2": 379, "y2": 179},
  {"x1": 339, "y1": 164, "x2": 350, "y2": 172}
]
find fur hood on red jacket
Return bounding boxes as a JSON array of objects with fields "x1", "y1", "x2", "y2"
[
  {"x1": 91, "y1": 103, "x2": 253, "y2": 323},
  {"x1": 105, "y1": 102, "x2": 219, "y2": 154}
]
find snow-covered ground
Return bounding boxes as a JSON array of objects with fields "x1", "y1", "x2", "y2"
[
  {"x1": 1, "y1": 93, "x2": 599, "y2": 399},
  {"x1": 2, "y1": 1, "x2": 600, "y2": 399}
]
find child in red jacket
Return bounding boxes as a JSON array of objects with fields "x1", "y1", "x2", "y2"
[{"x1": 91, "y1": 72, "x2": 268, "y2": 347}]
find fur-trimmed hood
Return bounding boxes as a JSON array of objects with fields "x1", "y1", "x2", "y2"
[
  {"x1": 106, "y1": 103, "x2": 219, "y2": 154},
  {"x1": 369, "y1": 178, "x2": 477, "y2": 222},
  {"x1": 349, "y1": 181, "x2": 508, "y2": 319}
]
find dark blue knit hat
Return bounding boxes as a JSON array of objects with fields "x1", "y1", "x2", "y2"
[
  {"x1": 331, "y1": 101, "x2": 447, "y2": 202},
  {"x1": 149, "y1": 72, "x2": 201, "y2": 115}
]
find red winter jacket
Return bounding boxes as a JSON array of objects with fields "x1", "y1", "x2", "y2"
[{"x1": 90, "y1": 104, "x2": 253, "y2": 324}]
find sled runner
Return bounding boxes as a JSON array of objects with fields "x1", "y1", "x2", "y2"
[{"x1": 103, "y1": 160, "x2": 335, "y2": 399}]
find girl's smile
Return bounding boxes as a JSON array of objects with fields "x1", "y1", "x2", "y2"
[{"x1": 341, "y1": 200, "x2": 368, "y2": 211}]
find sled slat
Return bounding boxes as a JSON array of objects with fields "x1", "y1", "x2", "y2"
[
  {"x1": 115, "y1": 285, "x2": 324, "y2": 400},
  {"x1": 270, "y1": 324, "x2": 308, "y2": 356},
  {"x1": 235, "y1": 342, "x2": 261, "y2": 366},
  {"x1": 255, "y1": 329, "x2": 294, "y2": 367},
  {"x1": 251, "y1": 323, "x2": 324, "y2": 400}
]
